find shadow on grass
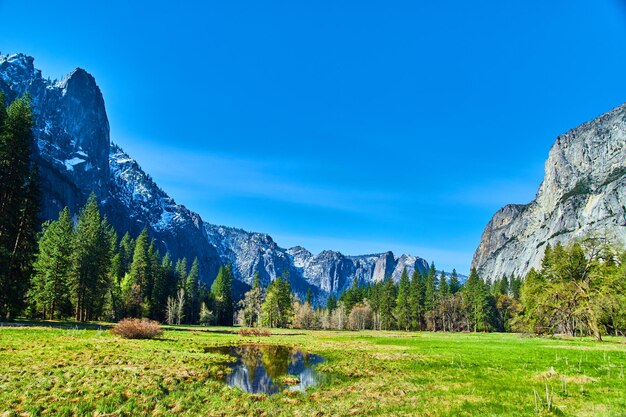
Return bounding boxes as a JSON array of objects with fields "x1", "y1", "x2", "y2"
[
  {"x1": 2, "y1": 321, "x2": 308, "y2": 337},
  {"x1": 0, "y1": 320, "x2": 112, "y2": 330}
]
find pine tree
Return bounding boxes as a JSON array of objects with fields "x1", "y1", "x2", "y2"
[
  {"x1": 145, "y1": 245, "x2": 162, "y2": 320},
  {"x1": 211, "y1": 264, "x2": 233, "y2": 325},
  {"x1": 395, "y1": 268, "x2": 411, "y2": 330},
  {"x1": 449, "y1": 269, "x2": 461, "y2": 294},
  {"x1": 70, "y1": 194, "x2": 113, "y2": 321},
  {"x1": 463, "y1": 267, "x2": 494, "y2": 332},
  {"x1": 252, "y1": 271, "x2": 261, "y2": 290},
  {"x1": 185, "y1": 257, "x2": 200, "y2": 323},
  {"x1": 150, "y1": 253, "x2": 173, "y2": 322},
  {"x1": 500, "y1": 274, "x2": 510, "y2": 296},
  {"x1": 261, "y1": 277, "x2": 282, "y2": 328},
  {"x1": 326, "y1": 294, "x2": 337, "y2": 313},
  {"x1": 379, "y1": 276, "x2": 396, "y2": 330},
  {"x1": 278, "y1": 274, "x2": 294, "y2": 327},
  {"x1": 409, "y1": 269, "x2": 424, "y2": 330},
  {"x1": 491, "y1": 277, "x2": 501, "y2": 295},
  {"x1": 438, "y1": 271, "x2": 450, "y2": 331},
  {"x1": 439, "y1": 271, "x2": 449, "y2": 297},
  {"x1": 305, "y1": 288, "x2": 313, "y2": 305},
  {"x1": 259, "y1": 275, "x2": 294, "y2": 328},
  {"x1": 0, "y1": 95, "x2": 39, "y2": 320},
  {"x1": 0, "y1": 91, "x2": 6, "y2": 128},
  {"x1": 510, "y1": 275, "x2": 522, "y2": 300},
  {"x1": 118, "y1": 232, "x2": 135, "y2": 275},
  {"x1": 144, "y1": 242, "x2": 160, "y2": 312},
  {"x1": 110, "y1": 252, "x2": 124, "y2": 285},
  {"x1": 29, "y1": 207, "x2": 74, "y2": 319},
  {"x1": 341, "y1": 276, "x2": 362, "y2": 313},
  {"x1": 127, "y1": 228, "x2": 149, "y2": 317},
  {"x1": 162, "y1": 254, "x2": 176, "y2": 295},
  {"x1": 175, "y1": 257, "x2": 188, "y2": 288},
  {"x1": 424, "y1": 265, "x2": 439, "y2": 330}
]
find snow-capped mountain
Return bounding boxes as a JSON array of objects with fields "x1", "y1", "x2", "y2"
[{"x1": 0, "y1": 53, "x2": 436, "y2": 298}]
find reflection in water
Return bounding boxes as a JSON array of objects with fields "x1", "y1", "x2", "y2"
[{"x1": 205, "y1": 344, "x2": 325, "y2": 394}]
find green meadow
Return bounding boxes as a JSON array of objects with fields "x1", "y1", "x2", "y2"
[{"x1": 1, "y1": 325, "x2": 625, "y2": 416}]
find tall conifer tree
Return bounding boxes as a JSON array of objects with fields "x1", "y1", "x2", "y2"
[
  {"x1": 211, "y1": 264, "x2": 233, "y2": 325},
  {"x1": 449, "y1": 269, "x2": 461, "y2": 294},
  {"x1": 0, "y1": 95, "x2": 39, "y2": 319},
  {"x1": 29, "y1": 207, "x2": 73, "y2": 319},
  {"x1": 395, "y1": 268, "x2": 411, "y2": 330},
  {"x1": 127, "y1": 228, "x2": 149, "y2": 316},
  {"x1": 70, "y1": 194, "x2": 113, "y2": 321},
  {"x1": 185, "y1": 257, "x2": 200, "y2": 323}
]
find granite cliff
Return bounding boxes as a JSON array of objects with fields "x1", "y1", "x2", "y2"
[{"x1": 472, "y1": 103, "x2": 626, "y2": 279}]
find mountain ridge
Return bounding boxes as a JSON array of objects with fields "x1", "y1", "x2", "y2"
[{"x1": 0, "y1": 52, "x2": 441, "y2": 300}]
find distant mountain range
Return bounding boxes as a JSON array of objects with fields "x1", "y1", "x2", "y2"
[
  {"x1": 0, "y1": 53, "x2": 451, "y2": 301},
  {"x1": 472, "y1": 102, "x2": 626, "y2": 279}
]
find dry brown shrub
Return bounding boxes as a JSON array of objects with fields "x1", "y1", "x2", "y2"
[
  {"x1": 237, "y1": 327, "x2": 271, "y2": 337},
  {"x1": 111, "y1": 318, "x2": 163, "y2": 339}
]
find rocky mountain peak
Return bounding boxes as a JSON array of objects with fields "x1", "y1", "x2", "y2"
[
  {"x1": 0, "y1": 54, "x2": 110, "y2": 218},
  {"x1": 372, "y1": 251, "x2": 395, "y2": 282},
  {"x1": 0, "y1": 54, "x2": 38, "y2": 97}
]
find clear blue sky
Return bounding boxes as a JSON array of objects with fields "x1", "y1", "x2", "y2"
[{"x1": 2, "y1": 1, "x2": 626, "y2": 274}]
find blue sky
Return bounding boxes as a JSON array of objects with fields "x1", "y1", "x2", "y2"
[{"x1": 2, "y1": 1, "x2": 626, "y2": 273}]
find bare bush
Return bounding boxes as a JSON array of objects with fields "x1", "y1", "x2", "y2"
[
  {"x1": 293, "y1": 300, "x2": 320, "y2": 329},
  {"x1": 237, "y1": 327, "x2": 271, "y2": 337},
  {"x1": 111, "y1": 318, "x2": 163, "y2": 339},
  {"x1": 348, "y1": 303, "x2": 373, "y2": 330}
]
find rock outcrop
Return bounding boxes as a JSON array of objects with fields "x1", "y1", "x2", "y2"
[{"x1": 472, "y1": 103, "x2": 626, "y2": 280}]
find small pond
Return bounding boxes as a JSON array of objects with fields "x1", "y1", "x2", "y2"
[{"x1": 205, "y1": 344, "x2": 326, "y2": 395}]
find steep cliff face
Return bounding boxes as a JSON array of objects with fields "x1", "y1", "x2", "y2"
[
  {"x1": 0, "y1": 54, "x2": 109, "y2": 220},
  {"x1": 473, "y1": 103, "x2": 626, "y2": 280}
]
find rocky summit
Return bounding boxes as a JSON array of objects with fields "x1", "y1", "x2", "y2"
[
  {"x1": 0, "y1": 53, "x2": 433, "y2": 300},
  {"x1": 472, "y1": 103, "x2": 626, "y2": 280}
]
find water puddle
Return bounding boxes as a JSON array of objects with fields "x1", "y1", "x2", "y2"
[{"x1": 205, "y1": 344, "x2": 326, "y2": 394}]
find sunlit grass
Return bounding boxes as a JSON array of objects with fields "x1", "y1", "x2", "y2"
[{"x1": 1, "y1": 325, "x2": 625, "y2": 416}]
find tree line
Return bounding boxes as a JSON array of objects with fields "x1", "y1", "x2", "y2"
[
  {"x1": 28, "y1": 195, "x2": 236, "y2": 324},
  {"x1": 1, "y1": 93, "x2": 624, "y2": 341},
  {"x1": 236, "y1": 263, "x2": 525, "y2": 333},
  {"x1": 271, "y1": 241, "x2": 625, "y2": 342}
]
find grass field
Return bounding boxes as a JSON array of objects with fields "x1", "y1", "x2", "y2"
[{"x1": 1, "y1": 324, "x2": 625, "y2": 416}]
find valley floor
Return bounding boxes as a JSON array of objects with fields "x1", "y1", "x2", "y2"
[{"x1": 1, "y1": 324, "x2": 625, "y2": 416}]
